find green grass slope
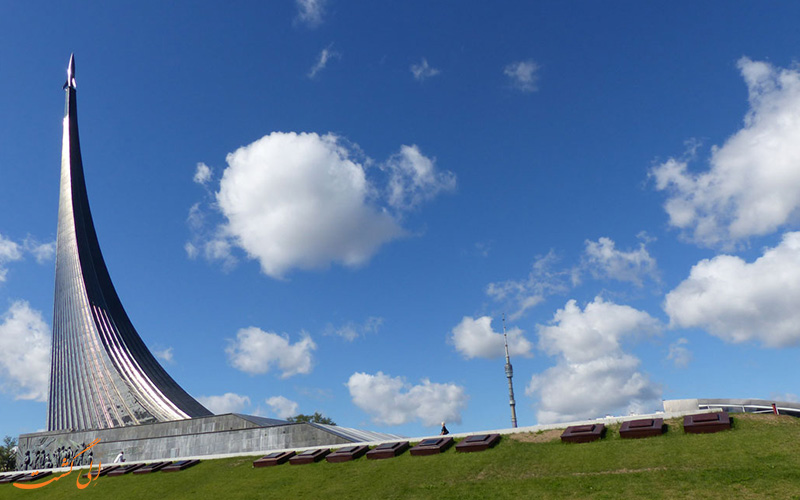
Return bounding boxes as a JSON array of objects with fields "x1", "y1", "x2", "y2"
[{"x1": 2, "y1": 414, "x2": 800, "y2": 499}]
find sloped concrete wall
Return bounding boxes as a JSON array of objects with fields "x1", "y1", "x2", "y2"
[{"x1": 15, "y1": 414, "x2": 352, "y2": 469}]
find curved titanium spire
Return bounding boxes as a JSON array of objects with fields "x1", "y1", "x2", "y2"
[{"x1": 47, "y1": 55, "x2": 212, "y2": 431}]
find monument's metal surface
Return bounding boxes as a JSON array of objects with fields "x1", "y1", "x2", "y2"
[{"x1": 47, "y1": 54, "x2": 212, "y2": 431}]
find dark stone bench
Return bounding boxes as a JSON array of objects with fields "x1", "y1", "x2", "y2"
[
  {"x1": 107, "y1": 463, "x2": 146, "y2": 476},
  {"x1": 561, "y1": 423, "x2": 605, "y2": 443},
  {"x1": 289, "y1": 449, "x2": 330, "y2": 465},
  {"x1": 8, "y1": 471, "x2": 51, "y2": 483},
  {"x1": 0, "y1": 473, "x2": 28, "y2": 484},
  {"x1": 409, "y1": 437, "x2": 454, "y2": 456},
  {"x1": 133, "y1": 461, "x2": 172, "y2": 474},
  {"x1": 88, "y1": 465, "x2": 122, "y2": 478},
  {"x1": 326, "y1": 445, "x2": 369, "y2": 463},
  {"x1": 455, "y1": 434, "x2": 501, "y2": 452},
  {"x1": 253, "y1": 451, "x2": 296, "y2": 467},
  {"x1": 366, "y1": 441, "x2": 410, "y2": 460},
  {"x1": 162, "y1": 459, "x2": 201, "y2": 472},
  {"x1": 619, "y1": 418, "x2": 665, "y2": 439},
  {"x1": 683, "y1": 412, "x2": 731, "y2": 434}
]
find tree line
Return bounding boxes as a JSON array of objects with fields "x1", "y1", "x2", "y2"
[{"x1": 0, "y1": 436, "x2": 16, "y2": 471}]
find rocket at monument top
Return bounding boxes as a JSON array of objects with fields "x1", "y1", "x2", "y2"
[{"x1": 63, "y1": 53, "x2": 76, "y2": 89}]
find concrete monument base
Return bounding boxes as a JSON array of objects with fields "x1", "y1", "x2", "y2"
[{"x1": 15, "y1": 413, "x2": 400, "y2": 470}]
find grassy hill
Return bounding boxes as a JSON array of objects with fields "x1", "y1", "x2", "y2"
[{"x1": 2, "y1": 414, "x2": 800, "y2": 499}]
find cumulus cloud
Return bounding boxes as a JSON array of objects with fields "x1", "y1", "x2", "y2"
[
  {"x1": 528, "y1": 354, "x2": 661, "y2": 424},
  {"x1": 266, "y1": 395, "x2": 299, "y2": 419},
  {"x1": 582, "y1": 236, "x2": 659, "y2": 287},
  {"x1": 193, "y1": 132, "x2": 453, "y2": 278},
  {"x1": 667, "y1": 338, "x2": 691, "y2": 368},
  {"x1": 384, "y1": 145, "x2": 456, "y2": 211},
  {"x1": 527, "y1": 297, "x2": 662, "y2": 424},
  {"x1": 193, "y1": 162, "x2": 212, "y2": 185},
  {"x1": 295, "y1": 0, "x2": 325, "y2": 28},
  {"x1": 486, "y1": 250, "x2": 574, "y2": 320},
  {"x1": 664, "y1": 231, "x2": 800, "y2": 347},
  {"x1": 213, "y1": 132, "x2": 402, "y2": 277},
  {"x1": 450, "y1": 316, "x2": 532, "y2": 359},
  {"x1": 410, "y1": 58, "x2": 440, "y2": 81},
  {"x1": 537, "y1": 297, "x2": 661, "y2": 363},
  {"x1": 309, "y1": 44, "x2": 340, "y2": 78},
  {"x1": 504, "y1": 60, "x2": 539, "y2": 92},
  {"x1": 347, "y1": 371, "x2": 468, "y2": 427},
  {"x1": 0, "y1": 301, "x2": 51, "y2": 401},
  {"x1": 324, "y1": 316, "x2": 383, "y2": 342},
  {"x1": 651, "y1": 57, "x2": 800, "y2": 247},
  {"x1": 226, "y1": 326, "x2": 316, "y2": 378},
  {"x1": 197, "y1": 392, "x2": 251, "y2": 414}
]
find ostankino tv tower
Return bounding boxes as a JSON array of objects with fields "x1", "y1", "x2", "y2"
[{"x1": 503, "y1": 314, "x2": 518, "y2": 428}]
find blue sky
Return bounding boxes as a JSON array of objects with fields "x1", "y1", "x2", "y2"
[{"x1": 3, "y1": 1, "x2": 800, "y2": 438}]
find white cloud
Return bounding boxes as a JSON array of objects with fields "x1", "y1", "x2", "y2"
[
  {"x1": 203, "y1": 237, "x2": 237, "y2": 270},
  {"x1": 193, "y1": 162, "x2": 212, "y2": 185},
  {"x1": 266, "y1": 395, "x2": 299, "y2": 419},
  {"x1": 486, "y1": 250, "x2": 573, "y2": 320},
  {"x1": 226, "y1": 326, "x2": 316, "y2": 378},
  {"x1": 202, "y1": 133, "x2": 452, "y2": 279},
  {"x1": 384, "y1": 145, "x2": 456, "y2": 211},
  {"x1": 504, "y1": 60, "x2": 539, "y2": 92},
  {"x1": 186, "y1": 203, "x2": 205, "y2": 231},
  {"x1": 327, "y1": 324, "x2": 358, "y2": 342},
  {"x1": 24, "y1": 239, "x2": 55, "y2": 264},
  {"x1": 0, "y1": 234, "x2": 23, "y2": 283},
  {"x1": 213, "y1": 132, "x2": 403, "y2": 277},
  {"x1": 308, "y1": 44, "x2": 340, "y2": 78},
  {"x1": 538, "y1": 297, "x2": 661, "y2": 363},
  {"x1": 154, "y1": 347, "x2": 174, "y2": 363},
  {"x1": 651, "y1": 57, "x2": 800, "y2": 247},
  {"x1": 664, "y1": 231, "x2": 800, "y2": 347},
  {"x1": 583, "y1": 236, "x2": 658, "y2": 287},
  {"x1": 527, "y1": 354, "x2": 661, "y2": 424},
  {"x1": 347, "y1": 371, "x2": 468, "y2": 427},
  {"x1": 0, "y1": 233, "x2": 58, "y2": 283},
  {"x1": 410, "y1": 58, "x2": 440, "y2": 81},
  {"x1": 450, "y1": 316, "x2": 532, "y2": 359},
  {"x1": 197, "y1": 392, "x2": 251, "y2": 414},
  {"x1": 527, "y1": 297, "x2": 662, "y2": 424},
  {"x1": 192, "y1": 132, "x2": 454, "y2": 278},
  {"x1": 184, "y1": 241, "x2": 198, "y2": 259},
  {"x1": 325, "y1": 316, "x2": 383, "y2": 342},
  {"x1": 0, "y1": 301, "x2": 51, "y2": 401},
  {"x1": 295, "y1": 0, "x2": 325, "y2": 28},
  {"x1": 185, "y1": 199, "x2": 239, "y2": 269},
  {"x1": 667, "y1": 338, "x2": 691, "y2": 368}
]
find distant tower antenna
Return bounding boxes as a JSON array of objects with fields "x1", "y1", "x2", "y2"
[{"x1": 503, "y1": 313, "x2": 518, "y2": 428}]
